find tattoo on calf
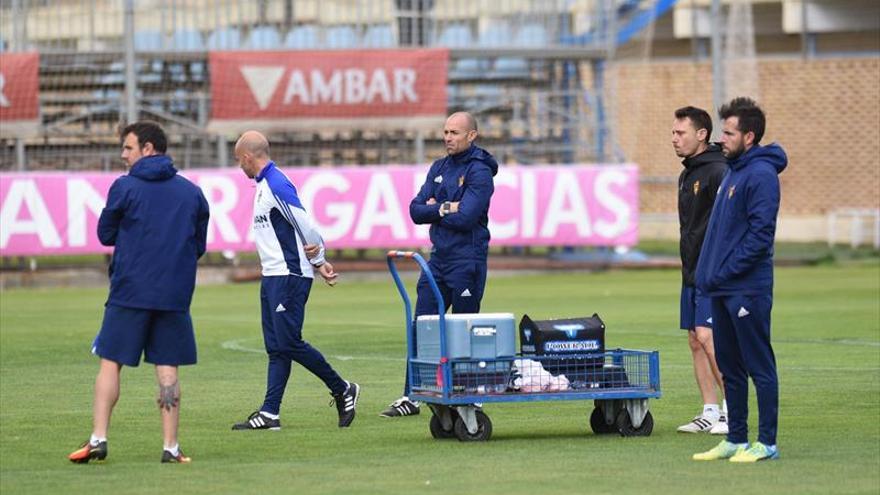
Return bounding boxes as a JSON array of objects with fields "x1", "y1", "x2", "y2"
[{"x1": 157, "y1": 381, "x2": 180, "y2": 411}]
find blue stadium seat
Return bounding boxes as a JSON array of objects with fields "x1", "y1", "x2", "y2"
[
  {"x1": 134, "y1": 30, "x2": 164, "y2": 51},
  {"x1": 515, "y1": 23, "x2": 548, "y2": 47},
  {"x1": 325, "y1": 26, "x2": 358, "y2": 48},
  {"x1": 206, "y1": 27, "x2": 242, "y2": 50},
  {"x1": 434, "y1": 23, "x2": 472, "y2": 47},
  {"x1": 246, "y1": 26, "x2": 281, "y2": 49},
  {"x1": 478, "y1": 22, "x2": 512, "y2": 47},
  {"x1": 493, "y1": 23, "x2": 546, "y2": 77},
  {"x1": 284, "y1": 25, "x2": 320, "y2": 49},
  {"x1": 171, "y1": 29, "x2": 204, "y2": 51},
  {"x1": 436, "y1": 24, "x2": 483, "y2": 79},
  {"x1": 98, "y1": 61, "x2": 125, "y2": 85},
  {"x1": 363, "y1": 24, "x2": 395, "y2": 48}
]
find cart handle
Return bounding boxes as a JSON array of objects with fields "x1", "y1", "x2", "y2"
[
  {"x1": 386, "y1": 250, "x2": 449, "y2": 398},
  {"x1": 386, "y1": 250, "x2": 446, "y2": 330}
]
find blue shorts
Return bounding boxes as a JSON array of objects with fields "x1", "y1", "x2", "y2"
[
  {"x1": 93, "y1": 304, "x2": 197, "y2": 367},
  {"x1": 680, "y1": 284, "x2": 712, "y2": 331}
]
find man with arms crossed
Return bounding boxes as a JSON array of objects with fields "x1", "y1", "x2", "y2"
[
  {"x1": 672, "y1": 106, "x2": 728, "y2": 435},
  {"x1": 693, "y1": 97, "x2": 787, "y2": 462},
  {"x1": 231, "y1": 130, "x2": 360, "y2": 431},
  {"x1": 69, "y1": 121, "x2": 210, "y2": 464},
  {"x1": 381, "y1": 111, "x2": 498, "y2": 417}
]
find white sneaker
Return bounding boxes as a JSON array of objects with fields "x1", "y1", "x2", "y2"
[
  {"x1": 709, "y1": 413, "x2": 729, "y2": 435},
  {"x1": 677, "y1": 414, "x2": 717, "y2": 433}
]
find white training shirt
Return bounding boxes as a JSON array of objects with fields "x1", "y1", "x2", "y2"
[{"x1": 251, "y1": 161, "x2": 325, "y2": 278}]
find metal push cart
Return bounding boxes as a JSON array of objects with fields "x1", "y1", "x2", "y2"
[{"x1": 387, "y1": 251, "x2": 662, "y2": 442}]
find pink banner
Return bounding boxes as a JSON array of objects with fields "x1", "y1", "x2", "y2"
[{"x1": 0, "y1": 165, "x2": 638, "y2": 256}]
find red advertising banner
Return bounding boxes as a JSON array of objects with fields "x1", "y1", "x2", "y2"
[
  {"x1": 208, "y1": 49, "x2": 448, "y2": 133},
  {"x1": 0, "y1": 52, "x2": 40, "y2": 137}
]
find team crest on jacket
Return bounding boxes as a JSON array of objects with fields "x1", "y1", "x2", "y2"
[
  {"x1": 459, "y1": 176, "x2": 465, "y2": 187},
  {"x1": 693, "y1": 180, "x2": 700, "y2": 195},
  {"x1": 728, "y1": 184, "x2": 736, "y2": 199}
]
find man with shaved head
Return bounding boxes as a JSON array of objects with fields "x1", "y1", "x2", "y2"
[
  {"x1": 231, "y1": 130, "x2": 361, "y2": 431},
  {"x1": 381, "y1": 112, "x2": 499, "y2": 418}
]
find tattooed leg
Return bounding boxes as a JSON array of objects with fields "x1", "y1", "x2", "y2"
[
  {"x1": 155, "y1": 365, "x2": 181, "y2": 448},
  {"x1": 157, "y1": 381, "x2": 180, "y2": 411}
]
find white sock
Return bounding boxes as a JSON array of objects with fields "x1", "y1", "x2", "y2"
[
  {"x1": 722, "y1": 399, "x2": 728, "y2": 414},
  {"x1": 260, "y1": 411, "x2": 280, "y2": 420},
  {"x1": 703, "y1": 404, "x2": 720, "y2": 421},
  {"x1": 164, "y1": 443, "x2": 179, "y2": 456},
  {"x1": 89, "y1": 434, "x2": 106, "y2": 446}
]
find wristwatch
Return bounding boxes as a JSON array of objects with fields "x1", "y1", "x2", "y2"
[{"x1": 440, "y1": 201, "x2": 452, "y2": 216}]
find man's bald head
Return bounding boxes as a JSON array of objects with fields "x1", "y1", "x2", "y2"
[
  {"x1": 235, "y1": 130, "x2": 271, "y2": 178},
  {"x1": 443, "y1": 112, "x2": 478, "y2": 155},
  {"x1": 235, "y1": 130, "x2": 270, "y2": 158},
  {"x1": 447, "y1": 112, "x2": 478, "y2": 132}
]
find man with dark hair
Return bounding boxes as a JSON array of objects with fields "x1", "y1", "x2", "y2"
[
  {"x1": 672, "y1": 106, "x2": 728, "y2": 435},
  {"x1": 230, "y1": 130, "x2": 360, "y2": 431},
  {"x1": 693, "y1": 97, "x2": 787, "y2": 463},
  {"x1": 69, "y1": 121, "x2": 210, "y2": 464},
  {"x1": 380, "y1": 111, "x2": 498, "y2": 418}
]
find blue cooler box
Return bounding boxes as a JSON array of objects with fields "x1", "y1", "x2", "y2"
[{"x1": 416, "y1": 313, "x2": 516, "y2": 393}]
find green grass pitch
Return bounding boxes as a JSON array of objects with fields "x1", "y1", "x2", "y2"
[{"x1": 1, "y1": 263, "x2": 878, "y2": 494}]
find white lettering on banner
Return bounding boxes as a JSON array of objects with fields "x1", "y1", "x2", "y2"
[
  {"x1": 198, "y1": 176, "x2": 241, "y2": 243},
  {"x1": 0, "y1": 179, "x2": 62, "y2": 248},
  {"x1": 344, "y1": 69, "x2": 366, "y2": 103},
  {"x1": 240, "y1": 66, "x2": 285, "y2": 110},
  {"x1": 283, "y1": 70, "x2": 310, "y2": 105},
  {"x1": 66, "y1": 179, "x2": 105, "y2": 247},
  {"x1": 282, "y1": 68, "x2": 418, "y2": 106},
  {"x1": 539, "y1": 171, "x2": 592, "y2": 238},
  {"x1": 300, "y1": 172, "x2": 354, "y2": 241},
  {"x1": 489, "y1": 170, "x2": 517, "y2": 240},
  {"x1": 311, "y1": 70, "x2": 342, "y2": 104},
  {"x1": 594, "y1": 170, "x2": 632, "y2": 238},
  {"x1": 394, "y1": 69, "x2": 418, "y2": 102},
  {"x1": 366, "y1": 69, "x2": 392, "y2": 103},
  {"x1": 0, "y1": 73, "x2": 9, "y2": 107},
  {"x1": 354, "y1": 173, "x2": 408, "y2": 240},
  {"x1": 521, "y1": 170, "x2": 537, "y2": 238}
]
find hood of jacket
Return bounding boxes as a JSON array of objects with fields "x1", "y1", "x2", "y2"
[
  {"x1": 729, "y1": 142, "x2": 787, "y2": 174},
  {"x1": 449, "y1": 144, "x2": 499, "y2": 176},
  {"x1": 129, "y1": 154, "x2": 178, "y2": 181},
  {"x1": 682, "y1": 143, "x2": 725, "y2": 170}
]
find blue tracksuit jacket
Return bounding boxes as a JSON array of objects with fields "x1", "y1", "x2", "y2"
[
  {"x1": 409, "y1": 144, "x2": 498, "y2": 262},
  {"x1": 695, "y1": 143, "x2": 788, "y2": 296},
  {"x1": 97, "y1": 154, "x2": 210, "y2": 311}
]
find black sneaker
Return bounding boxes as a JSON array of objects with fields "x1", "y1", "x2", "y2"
[
  {"x1": 379, "y1": 397, "x2": 420, "y2": 418},
  {"x1": 68, "y1": 440, "x2": 107, "y2": 464},
  {"x1": 231, "y1": 411, "x2": 281, "y2": 430},
  {"x1": 161, "y1": 449, "x2": 191, "y2": 463},
  {"x1": 332, "y1": 382, "x2": 360, "y2": 428}
]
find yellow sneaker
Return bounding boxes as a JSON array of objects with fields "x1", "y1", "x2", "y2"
[
  {"x1": 693, "y1": 440, "x2": 748, "y2": 461},
  {"x1": 729, "y1": 442, "x2": 779, "y2": 463}
]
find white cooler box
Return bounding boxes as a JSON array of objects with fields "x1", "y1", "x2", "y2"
[{"x1": 415, "y1": 313, "x2": 516, "y2": 393}]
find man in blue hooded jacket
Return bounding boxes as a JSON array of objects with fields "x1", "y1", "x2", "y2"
[
  {"x1": 692, "y1": 97, "x2": 787, "y2": 463},
  {"x1": 380, "y1": 112, "x2": 498, "y2": 418},
  {"x1": 69, "y1": 121, "x2": 209, "y2": 464}
]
